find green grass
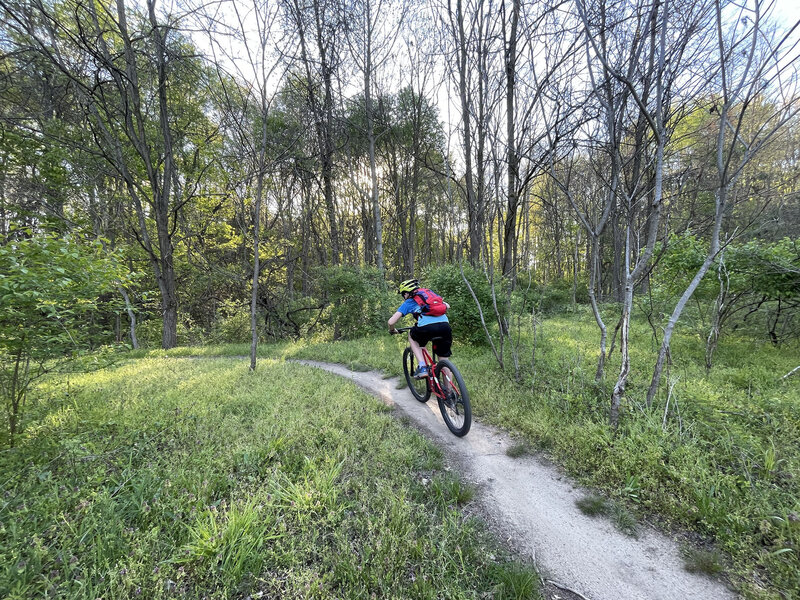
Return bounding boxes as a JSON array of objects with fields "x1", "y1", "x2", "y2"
[
  {"x1": 506, "y1": 442, "x2": 530, "y2": 458},
  {"x1": 575, "y1": 494, "x2": 637, "y2": 537},
  {"x1": 575, "y1": 494, "x2": 608, "y2": 516},
  {"x1": 683, "y1": 547, "x2": 726, "y2": 576},
  {"x1": 609, "y1": 503, "x2": 638, "y2": 537},
  {"x1": 490, "y1": 561, "x2": 543, "y2": 600},
  {"x1": 0, "y1": 358, "x2": 540, "y2": 599},
  {"x1": 12, "y1": 305, "x2": 797, "y2": 598},
  {"x1": 255, "y1": 306, "x2": 800, "y2": 599}
]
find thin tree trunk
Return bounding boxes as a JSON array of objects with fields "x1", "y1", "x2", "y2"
[
  {"x1": 502, "y1": 0, "x2": 520, "y2": 278},
  {"x1": 118, "y1": 285, "x2": 139, "y2": 349}
]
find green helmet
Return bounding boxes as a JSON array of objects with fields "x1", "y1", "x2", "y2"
[{"x1": 397, "y1": 278, "x2": 419, "y2": 294}]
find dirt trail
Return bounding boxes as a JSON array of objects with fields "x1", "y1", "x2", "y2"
[{"x1": 297, "y1": 360, "x2": 738, "y2": 600}]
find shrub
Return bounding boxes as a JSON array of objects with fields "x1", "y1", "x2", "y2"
[
  {"x1": 208, "y1": 301, "x2": 251, "y2": 344},
  {"x1": 0, "y1": 232, "x2": 128, "y2": 443},
  {"x1": 513, "y1": 272, "x2": 588, "y2": 313},
  {"x1": 136, "y1": 316, "x2": 200, "y2": 348},
  {"x1": 315, "y1": 265, "x2": 397, "y2": 339}
]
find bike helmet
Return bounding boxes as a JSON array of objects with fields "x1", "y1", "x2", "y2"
[{"x1": 397, "y1": 278, "x2": 420, "y2": 294}]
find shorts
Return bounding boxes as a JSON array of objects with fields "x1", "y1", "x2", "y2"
[{"x1": 410, "y1": 322, "x2": 452, "y2": 357}]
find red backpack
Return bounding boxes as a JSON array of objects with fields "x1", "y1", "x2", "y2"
[{"x1": 413, "y1": 288, "x2": 447, "y2": 317}]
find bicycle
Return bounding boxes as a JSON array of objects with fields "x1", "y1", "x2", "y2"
[{"x1": 391, "y1": 326, "x2": 471, "y2": 437}]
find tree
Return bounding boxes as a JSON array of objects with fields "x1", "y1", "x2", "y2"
[
  {"x1": 439, "y1": 0, "x2": 496, "y2": 265},
  {"x1": 646, "y1": 1, "x2": 800, "y2": 406},
  {"x1": 343, "y1": 0, "x2": 408, "y2": 277},
  {"x1": 572, "y1": 0, "x2": 708, "y2": 426},
  {"x1": 1, "y1": 0, "x2": 219, "y2": 349},
  {"x1": 200, "y1": 0, "x2": 286, "y2": 370},
  {"x1": 281, "y1": 0, "x2": 345, "y2": 266}
]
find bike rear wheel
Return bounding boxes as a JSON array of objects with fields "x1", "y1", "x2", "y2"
[
  {"x1": 403, "y1": 347, "x2": 431, "y2": 403},
  {"x1": 434, "y1": 359, "x2": 471, "y2": 436}
]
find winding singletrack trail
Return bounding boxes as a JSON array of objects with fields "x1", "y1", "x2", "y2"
[{"x1": 297, "y1": 360, "x2": 738, "y2": 600}]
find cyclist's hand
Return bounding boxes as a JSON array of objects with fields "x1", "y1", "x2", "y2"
[{"x1": 389, "y1": 328, "x2": 399, "y2": 335}]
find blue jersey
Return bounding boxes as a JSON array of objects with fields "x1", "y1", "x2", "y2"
[{"x1": 397, "y1": 295, "x2": 449, "y2": 327}]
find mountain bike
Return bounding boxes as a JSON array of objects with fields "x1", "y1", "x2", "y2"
[{"x1": 391, "y1": 326, "x2": 471, "y2": 437}]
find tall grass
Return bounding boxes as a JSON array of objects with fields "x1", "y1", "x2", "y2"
[{"x1": 0, "y1": 358, "x2": 540, "y2": 599}]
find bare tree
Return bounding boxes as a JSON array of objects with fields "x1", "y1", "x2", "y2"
[
  {"x1": 342, "y1": 0, "x2": 408, "y2": 277},
  {"x1": 198, "y1": 0, "x2": 287, "y2": 370},
  {"x1": 574, "y1": 0, "x2": 691, "y2": 426},
  {"x1": 281, "y1": 0, "x2": 345, "y2": 266},
  {"x1": 646, "y1": 1, "x2": 800, "y2": 405},
  {"x1": 439, "y1": 0, "x2": 497, "y2": 265}
]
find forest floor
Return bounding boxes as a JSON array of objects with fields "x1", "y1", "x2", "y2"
[{"x1": 297, "y1": 360, "x2": 739, "y2": 600}]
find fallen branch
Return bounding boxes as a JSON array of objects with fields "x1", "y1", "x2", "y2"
[
  {"x1": 460, "y1": 261, "x2": 504, "y2": 370},
  {"x1": 546, "y1": 579, "x2": 593, "y2": 600},
  {"x1": 781, "y1": 365, "x2": 800, "y2": 380}
]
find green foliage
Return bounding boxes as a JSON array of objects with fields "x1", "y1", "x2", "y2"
[
  {"x1": 207, "y1": 300, "x2": 251, "y2": 344},
  {"x1": 652, "y1": 233, "x2": 714, "y2": 299},
  {"x1": 315, "y1": 265, "x2": 396, "y2": 339},
  {"x1": 0, "y1": 358, "x2": 539, "y2": 598},
  {"x1": 134, "y1": 317, "x2": 202, "y2": 349},
  {"x1": 650, "y1": 235, "x2": 800, "y2": 344},
  {"x1": 513, "y1": 273, "x2": 588, "y2": 313},
  {"x1": 737, "y1": 237, "x2": 800, "y2": 300},
  {"x1": 0, "y1": 231, "x2": 128, "y2": 442}
]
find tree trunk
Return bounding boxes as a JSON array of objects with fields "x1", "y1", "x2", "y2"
[
  {"x1": 453, "y1": 0, "x2": 479, "y2": 265},
  {"x1": 501, "y1": 0, "x2": 520, "y2": 278},
  {"x1": 610, "y1": 271, "x2": 633, "y2": 428}
]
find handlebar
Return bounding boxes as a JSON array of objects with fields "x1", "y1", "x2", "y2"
[{"x1": 390, "y1": 327, "x2": 413, "y2": 335}]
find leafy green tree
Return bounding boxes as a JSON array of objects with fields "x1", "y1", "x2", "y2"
[
  {"x1": 0, "y1": 232, "x2": 127, "y2": 445},
  {"x1": 1, "y1": 0, "x2": 221, "y2": 349}
]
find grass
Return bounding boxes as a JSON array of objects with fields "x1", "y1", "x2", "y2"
[
  {"x1": 252, "y1": 306, "x2": 800, "y2": 599},
  {"x1": 0, "y1": 358, "x2": 541, "y2": 599},
  {"x1": 609, "y1": 503, "x2": 638, "y2": 537},
  {"x1": 10, "y1": 305, "x2": 798, "y2": 598},
  {"x1": 576, "y1": 494, "x2": 608, "y2": 516},
  {"x1": 575, "y1": 494, "x2": 637, "y2": 537},
  {"x1": 683, "y1": 547, "x2": 726, "y2": 576},
  {"x1": 506, "y1": 442, "x2": 530, "y2": 458},
  {"x1": 491, "y1": 561, "x2": 543, "y2": 600}
]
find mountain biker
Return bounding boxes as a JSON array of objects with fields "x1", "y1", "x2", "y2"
[{"x1": 388, "y1": 278, "x2": 452, "y2": 378}]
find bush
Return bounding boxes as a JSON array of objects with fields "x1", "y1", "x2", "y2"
[
  {"x1": 513, "y1": 272, "x2": 588, "y2": 313},
  {"x1": 136, "y1": 316, "x2": 201, "y2": 348},
  {"x1": 315, "y1": 265, "x2": 397, "y2": 339},
  {"x1": 208, "y1": 301, "x2": 251, "y2": 344}
]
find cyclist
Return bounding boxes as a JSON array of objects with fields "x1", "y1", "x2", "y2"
[{"x1": 388, "y1": 278, "x2": 452, "y2": 378}]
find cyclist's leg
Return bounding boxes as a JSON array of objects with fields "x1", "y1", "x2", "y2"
[{"x1": 408, "y1": 328, "x2": 427, "y2": 364}]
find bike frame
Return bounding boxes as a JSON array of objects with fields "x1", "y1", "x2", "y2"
[{"x1": 417, "y1": 345, "x2": 452, "y2": 400}]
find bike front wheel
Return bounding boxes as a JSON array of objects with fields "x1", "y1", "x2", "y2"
[
  {"x1": 403, "y1": 347, "x2": 431, "y2": 403},
  {"x1": 434, "y1": 359, "x2": 471, "y2": 436}
]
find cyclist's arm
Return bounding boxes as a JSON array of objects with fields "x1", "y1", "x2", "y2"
[{"x1": 388, "y1": 311, "x2": 403, "y2": 332}]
